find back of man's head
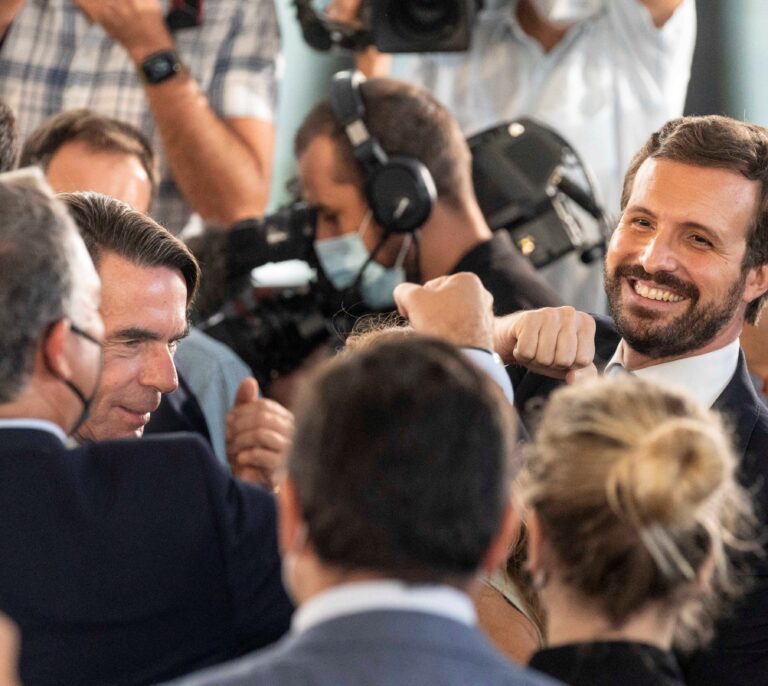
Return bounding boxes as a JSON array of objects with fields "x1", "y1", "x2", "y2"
[
  {"x1": 0, "y1": 175, "x2": 78, "y2": 402},
  {"x1": 295, "y1": 77, "x2": 473, "y2": 210},
  {"x1": 20, "y1": 109, "x2": 156, "y2": 195},
  {"x1": 622, "y1": 114, "x2": 768, "y2": 323},
  {"x1": 60, "y1": 191, "x2": 200, "y2": 307},
  {"x1": 289, "y1": 336, "x2": 515, "y2": 584},
  {"x1": 0, "y1": 100, "x2": 19, "y2": 173}
]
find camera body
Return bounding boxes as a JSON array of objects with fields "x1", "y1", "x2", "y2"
[
  {"x1": 367, "y1": 0, "x2": 481, "y2": 53},
  {"x1": 294, "y1": 0, "x2": 482, "y2": 53}
]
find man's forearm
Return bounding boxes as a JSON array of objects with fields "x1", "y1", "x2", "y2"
[
  {"x1": 141, "y1": 70, "x2": 273, "y2": 226},
  {"x1": 76, "y1": 0, "x2": 275, "y2": 227}
]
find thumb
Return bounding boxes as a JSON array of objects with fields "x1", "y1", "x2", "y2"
[
  {"x1": 393, "y1": 281, "x2": 421, "y2": 319},
  {"x1": 235, "y1": 376, "x2": 260, "y2": 405}
]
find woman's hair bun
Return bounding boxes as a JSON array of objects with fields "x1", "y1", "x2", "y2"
[{"x1": 608, "y1": 417, "x2": 729, "y2": 529}]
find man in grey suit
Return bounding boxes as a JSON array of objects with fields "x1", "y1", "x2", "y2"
[{"x1": 171, "y1": 335, "x2": 557, "y2": 686}]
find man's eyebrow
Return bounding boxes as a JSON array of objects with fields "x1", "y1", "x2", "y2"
[
  {"x1": 624, "y1": 204, "x2": 657, "y2": 218},
  {"x1": 111, "y1": 327, "x2": 161, "y2": 342},
  {"x1": 111, "y1": 325, "x2": 190, "y2": 343}
]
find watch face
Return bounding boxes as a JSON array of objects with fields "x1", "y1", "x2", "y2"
[
  {"x1": 142, "y1": 52, "x2": 180, "y2": 83},
  {"x1": 148, "y1": 58, "x2": 174, "y2": 81}
]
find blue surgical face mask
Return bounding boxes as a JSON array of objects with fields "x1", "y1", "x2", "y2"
[{"x1": 314, "y1": 211, "x2": 411, "y2": 309}]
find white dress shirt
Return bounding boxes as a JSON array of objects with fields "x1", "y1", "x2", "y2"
[
  {"x1": 292, "y1": 580, "x2": 477, "y2": 636},
  {"x1": 604, "y1": 338, "x2": 740, "y2": 408},
  {"x1": 462, "y1": 347, "x2": 515, "y2": 403}
]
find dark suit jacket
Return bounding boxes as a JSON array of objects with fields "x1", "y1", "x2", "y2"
[
  {"x1": 169, "y1": 609, "x2": 559, "y2": 686},
  {"x1": 0, "y1": 428, "x2": 293, "y2": 686},
  {"x1": 511, "y1": 316, "x2": 768, "y2": 686}
]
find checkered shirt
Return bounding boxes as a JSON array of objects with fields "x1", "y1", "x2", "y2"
[{"x1": 0, "y1": 0, "x2": 281, "y2": 234}]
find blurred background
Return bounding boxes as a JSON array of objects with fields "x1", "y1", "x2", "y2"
[{"x1": 269, "y1": 0, "x2": 768, "y2": 208}]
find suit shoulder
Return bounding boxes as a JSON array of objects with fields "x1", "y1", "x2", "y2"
[{"x1": 85, "y1": 431, "x2": 214, "y2": 463}]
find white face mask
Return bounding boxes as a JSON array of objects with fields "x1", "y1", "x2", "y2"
[{"x1": 528, "y1": 0, "x2": 603, "y2": 27}]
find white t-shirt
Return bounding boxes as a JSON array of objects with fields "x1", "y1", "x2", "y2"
[{"x1": 392, "y1": 0, "x2": 696, "y2": 312}]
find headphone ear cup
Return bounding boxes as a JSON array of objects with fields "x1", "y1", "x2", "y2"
[{"x1": 366, "y1": 157, "x2": 437, "y2": 234}]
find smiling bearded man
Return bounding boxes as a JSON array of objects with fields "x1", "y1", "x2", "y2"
[
  {"x1": 602, "y1": 153, "x2": 761, "y2": 361},
  {"x1": 393, "y1": 114, "x2": 768, "y2": 686}
]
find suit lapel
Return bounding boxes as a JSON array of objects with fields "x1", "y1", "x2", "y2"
[{"x1": 712, "y1": 351, "x2": 763, "y2": 461}]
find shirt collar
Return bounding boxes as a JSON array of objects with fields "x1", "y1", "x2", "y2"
[
  {"x1": 605, "y1": 338, "x2": 741, "y2": 408},
  {"x1": 292, "y1": 580, "x2": 476, "y2": 635},
  {"x1": 0, "y1": 418, "x2": 68, "y2": 444}
]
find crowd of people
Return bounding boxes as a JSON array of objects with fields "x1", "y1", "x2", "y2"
[{"x1": 0, "y1": 1, "x2": 767, "y2": 685}]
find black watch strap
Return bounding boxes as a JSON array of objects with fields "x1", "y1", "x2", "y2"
[{"x1": 140, "y1": 49, "x2": 183, "y2": 85}]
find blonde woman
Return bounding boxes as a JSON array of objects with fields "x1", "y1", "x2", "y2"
[{"x1": 521, "y1": 377, "x2": 756, "y2": 685}]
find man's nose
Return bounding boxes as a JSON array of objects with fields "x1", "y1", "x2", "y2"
[
  {"x1": 638, "y1": 230, "x2": 679, "y2": 274},
  {"x1": 140, "y1": 347, "x2": 178, "y2": 394}
]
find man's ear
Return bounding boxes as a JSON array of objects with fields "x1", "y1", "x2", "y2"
[
  {"x1": 40, "y1": 319, "x2": 72, "y2": 380},
  {"x1": 743, "y1": 264, "x2": 768, "y2": 305},
  {"x1": 277, "y1": 477, "x2": 306, "y2": 558},
  {"x1": 480, "y1": 500, "x2": 522, "y2": 576}
]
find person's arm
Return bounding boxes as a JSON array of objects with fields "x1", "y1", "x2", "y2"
[
  {"x1": 74, "y1": 0, "x2": 276, "y2": 226},
  {"x1": 0, "y1": 0, "x2": 25, "y2": 43},
  {"x1": 394, "y1": 273, "x2": 597, "y2": 383},
  {"x1": 639, "y1": 0, "x2": 686, "y2": 28},
  {"x1": 326, "y1": 0, "x2": 390, "y2": 77}
]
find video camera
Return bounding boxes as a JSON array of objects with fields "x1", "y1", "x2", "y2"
[
  {"x1": 294, "y1": 0, "x2": 483, "y2": 53},
  {"x1": 189, "y1": 202, "x2": 365, "y2": 390}
]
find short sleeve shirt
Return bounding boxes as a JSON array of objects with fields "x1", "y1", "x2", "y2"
[{"x1": 0, "y1": 0, "x2": 281, "y2": 234}]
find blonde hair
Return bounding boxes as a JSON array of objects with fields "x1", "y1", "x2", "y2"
[{"x1": 519, "y1": 377, "x2": 756, "y2": 650}]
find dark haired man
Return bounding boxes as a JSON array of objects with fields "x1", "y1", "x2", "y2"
[
  {"x1": 21, "y1": 108, "x2": 157, "y2": 213},
  {"x1": 22, "y1": 113, "x2": 262, "y2": 467},
  {"x1": 0, "y1": 174, "x2": 291, "y2": 686},
  {"x1": 62, "y1": 191, "x2": 199, "y2": 442},
  {"x1": 395, "y1": 114, "x2": 768, "y2": 686},
  {"x1": 294, "y1": 73, "x2": 561, "y2": 315},
  {"x1": 169, "y1": 336, "x2": 555, "y2": 686},
  {"x1": 60, "y1": 192, "x2": 292, "y2": 486}
]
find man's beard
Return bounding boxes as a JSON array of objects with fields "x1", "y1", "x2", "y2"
[{"x1": 604, "y1": 263, "x2": 745, "y2": 359}]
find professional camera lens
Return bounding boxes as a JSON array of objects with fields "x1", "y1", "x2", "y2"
[{"x1": 387, "y1": 0, "x2": 461, "y2": 40}]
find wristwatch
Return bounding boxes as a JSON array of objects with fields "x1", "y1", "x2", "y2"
[{"x1": 140, "y1": 50, "x2": 183, "y2": 85}]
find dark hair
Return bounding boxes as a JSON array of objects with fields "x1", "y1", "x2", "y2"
[
  {"x1": 20, "y1": 109, "x2": 157, "y2": 196},
  {"x1": 0, "y1": 179, "x2": 78, "y2": 401},
  {"x1": 621, "y1": 115, "x2": 768, "y2": 324},
  {"x1": 0, "y1": 99, "x2": 19, "y2": 172},
  {"x1": 59, "y1": 192, "x2": 200, "y2": 306},
  {"x1": 295, "y1": 77, "x2": 472, "y2": 209},
  {"x1": 289, "y1": 336, "x2": 516, "y2": 583}
]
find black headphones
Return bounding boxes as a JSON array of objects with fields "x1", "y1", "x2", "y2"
[{"x1": 329, "y1": 70, "x2": 436, "y2": 234}]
